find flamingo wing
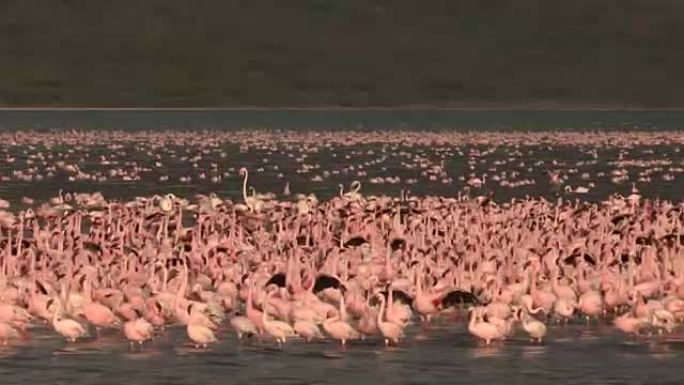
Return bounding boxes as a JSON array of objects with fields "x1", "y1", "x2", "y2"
[
  {"x1": 265, "y1": 273, "x2": 287, "y2": 288},
  {"x1": 313, "y1": 275, "x2": 345, "y2": 294},
  {"x1": 441, "y1": 290, "x2": 480, "y2": 308}
]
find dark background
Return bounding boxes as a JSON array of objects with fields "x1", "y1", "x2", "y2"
[{"x1": 1, "y1": 0, "x2": 683, "y2": 107}]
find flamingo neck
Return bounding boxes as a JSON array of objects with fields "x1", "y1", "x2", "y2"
[
  {"x1": 262, "y1": 295, "x2": 268, "y2": 324},
  {"x1": 468, "y1": 310, "x2": 477, "y2": 328},
  {"x1": 247, "y1": 283, "x2": 254, "y2": 308},
  {"x1": 339, "y1": 295, "x2": 347, "y2": 320},
  {"x1": 175, "y1": 263, "x2": 189, "y2": 307},
  {"x1": 242, "y1": 170, "x2": 249, "y2": 205},
  {"x1": 84, "y1": 275, "x2": 93, "y2": 304},
  {"x1": 377, "y1": 297, "x2": 385, "y2": 324}
]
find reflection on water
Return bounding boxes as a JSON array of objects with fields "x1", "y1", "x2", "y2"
[
  {"x1": 0, "y1": 348, "x2": 20, "y2": 359},
  {"x1": 577, "y1": 328, "x2": 601, "y2": 341},
  {"x1": 2, "y1": 322, "x2": 683, "y2": 384},
  {"x1": 469, "y1": 344, "x2": 506, "y2": 359},
  {"x1": 646, "y1": 341, "x2": 675, "y2": 358},
  {"x1": 521, "y1": 344, "x2": 547, "y2": 359},
  {"x1": 122, "y1": 349, "x2": 164, "y2": 360}
]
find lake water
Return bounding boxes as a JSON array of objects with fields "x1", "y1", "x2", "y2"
[
  {"x1": 2, "y1": 109, "x2": 684, "y2": 384},
  {"x1": 0, "y1": 109, "x2": 683, "y2": 205},
  {"x1": 4, "y1": 320, "x2": 684, "y2": 385},
  {"x1": 1, "y1": 108, "x2": 683, "y2": 131}
]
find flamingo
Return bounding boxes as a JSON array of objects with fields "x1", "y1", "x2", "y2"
[
  {"x1": 123, "y1": 310, "x2": 154, "y2": 350},
  {"x1": 564, "y1": 185, "x2": 590, "y2": 194},
  {"x1": 262, "y1": 290, "x2": 296, "y2": 347},
  {"x1": 82, "y1": 272, "x2": 121, "y2": 332},
  {"x1": 238, "y1": 167, "x2": 264, "y2": 213},
  {"x1": 515, "y1": 307, "x2": 547, "y2": 343},
  {"x1": 230, "y1": 313, "x2": 258, "y2": 340},
  {"x1": 613, "y1": 311, "x2": 648, "y2": 335},
  {"x1": 578, "y1": 289, "x2": 604, "y2": 323},
  {"x1": 293, "y1": 320, "x2": 324, "y2": 342},
  {"x1": 322, "y1": 294, "x2": 360, "y2": 347},
  {"x1": 186, "y1": 304, "x2": 218, "y2": 348},
  {"x1": 0, "y1": 322, "x2": 29, "y2": 345},
  {"x1": 467, "y1": 307, "x2": 504, "y2": 346},
  {"x1": 375, "y1": 294, "x2": 405, "y2": 346},
  {"x1": 50, "y1": 299, "x2": 88, "y2": 343}
]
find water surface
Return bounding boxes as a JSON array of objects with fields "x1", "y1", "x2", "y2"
[{"x1": 4, "y1": 321, "x2": 684, "y2": 385}]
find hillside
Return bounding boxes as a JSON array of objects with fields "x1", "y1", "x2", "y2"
[{"x1": 1, "y1": 0, "x2": 683, "y2": 107}]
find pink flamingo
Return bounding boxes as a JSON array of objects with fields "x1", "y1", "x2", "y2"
[
  {"x1": 467, "y1": 307, "x2": 504, "y2": 346},
  {"x1": 262, "y1": 290, "x2": 296, "y2": 347},
  {"x1": 186, "y1": 304, "x2": 218, "y2": 348},
  {"x1": 375, "y1": 294, "x2": 405, "y2": 346},
  {"x1": 123, "y1": 309, "x2": 154, "y2": 350},
  {"x1": 322, "y1": 294, "x2": 360, "y2": 347}
]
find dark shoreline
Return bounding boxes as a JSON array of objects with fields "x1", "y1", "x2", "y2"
[{"x1": 2, "y1": 105, "x2": 684, "y2": 111}]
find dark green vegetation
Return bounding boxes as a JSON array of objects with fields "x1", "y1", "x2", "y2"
[{"x1": 1, "y1": 0, "x2": 683, "y2": 107}]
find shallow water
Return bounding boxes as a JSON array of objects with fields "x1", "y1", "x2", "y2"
[
  {"x1": 3, "y1": 320, "x2": 684, "y2": 385},
  {"x1": 0, "y1": 109, "x2": 682, "y2": 206},
  {"x1": 0, "y1": 131, "x2": 681, "y2": 204}
]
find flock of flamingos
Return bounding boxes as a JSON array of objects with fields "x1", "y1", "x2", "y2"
[{"x1": 0, "y1": 130, "x2": 683, "y2": 352}]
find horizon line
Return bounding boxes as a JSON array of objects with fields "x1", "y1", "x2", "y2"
[{"x1": 2, "y1": 105, "x2": 684, "y2": 112}]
